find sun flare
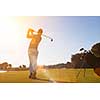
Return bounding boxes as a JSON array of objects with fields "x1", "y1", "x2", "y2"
[
  {"x1": 0, "y1": 17, "x2": 27, "y2": 66},
  {"x1": 0, "y1": 17, "x2": 20, "y2": 43}
]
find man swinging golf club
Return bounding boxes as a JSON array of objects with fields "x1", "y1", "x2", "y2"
[
  {"x1": 27, "y1": 28, "x2": 53, "y2": 79},
  {"x1": 27, "y1": 28, "x2": 43, "y2": 79}
]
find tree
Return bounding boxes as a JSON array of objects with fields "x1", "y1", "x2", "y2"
[
  {"x1": 84, "y1": 51, "x2": 98, "y2": 67},
  {"x1": 71, "y1": 53, "x2": 82, "y2": 68},
  {"x1": 71, "y1": 42, "x2": 100, "y2": 68},
  {"x1": 66, "y1": 62, "x2": 73, "y2": 68},
  {"x1": 0, "y1": 62, "x2": 8, "y2": 69},
  {"x1": 23, "y1": 65, "x2": 26, "y2": 68},
  {"x1": 91, "y1": 42, "x2": 100, "y2": 57},
  {"x1": 6, "y1": 64, "x2": 12, "y2": 69},
  {"x1": 71, "y1": 50, "x2": 99, "y2": 68},
  {"x1": 91, "y1": 43, "x2": 100, "y2": 76},
  {"x1": 19, "y1": 66, "x2": 22, "y2": 68}
]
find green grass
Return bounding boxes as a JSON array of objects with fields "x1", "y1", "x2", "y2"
[{"x1": 0, "y1": 68, "x2": 100, "y2": 83}]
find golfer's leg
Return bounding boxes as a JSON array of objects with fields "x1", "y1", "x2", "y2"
[
  {"x1": 32, "y1": 55, "x2": 37, "y2": 78},
  {"x1": 32, "y1": 50, "x2": 38, "y2": 78},
  {"x1": 29, "y1": 53, "x2": 34, "y2": 78},
  {"x1": 29, "y1": 63, "x2": 33, "y2": 74}
]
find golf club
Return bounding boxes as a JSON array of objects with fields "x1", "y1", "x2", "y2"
[
  {"x1": 42, "y1": 34, "x2": 53, "y2": 42},
  {"x1": 27, "y1": 29, "x2": 53, "y2": 42}
]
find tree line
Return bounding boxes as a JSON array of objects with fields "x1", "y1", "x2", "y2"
[{"x1": 71, "y1": 42, "x2": 100, "y2": 68}]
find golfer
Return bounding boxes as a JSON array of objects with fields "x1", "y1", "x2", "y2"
[{"x1": 27, "y1": 28, "x2": 43, "y2": 79}]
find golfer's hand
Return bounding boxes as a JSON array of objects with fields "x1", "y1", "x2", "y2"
[
  {"x1": 28, "y1": 28, "x2": 35, "y2": 33},
  {"x1": 27, "y1": 28, "x2": 35, "y2": 38}
]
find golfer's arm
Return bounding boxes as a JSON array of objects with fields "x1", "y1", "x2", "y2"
[{"x1": 27, "y1": 28, "x2": 34, "y2": 38}]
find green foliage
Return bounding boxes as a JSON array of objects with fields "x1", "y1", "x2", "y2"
[
  {"x1": 91, "y1": 42, "x2": 100, "y2": 57},
  {"x1": 71, "y1": 42, "x2": 100, "y2": 68}
]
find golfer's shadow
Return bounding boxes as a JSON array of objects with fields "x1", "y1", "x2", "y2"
[{"x1": 32, "y1": 77, "x2": 56, "y2": 83}]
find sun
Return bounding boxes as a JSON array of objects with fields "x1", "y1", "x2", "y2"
[{"x1": 0, "y1": 16, "x2": 25, "y2": 48}]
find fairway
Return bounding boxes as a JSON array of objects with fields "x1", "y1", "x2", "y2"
[{"x1": 0, "y1": 68, "x2": 100, "y2": 83}]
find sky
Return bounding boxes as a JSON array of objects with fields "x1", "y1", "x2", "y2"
[{"x1": 0, "y1": 16, "x2": 100, "y2": 67}]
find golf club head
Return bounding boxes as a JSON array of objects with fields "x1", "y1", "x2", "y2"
[{"x1": 51, "y1": 39, "x2": 53, "y2": 42}]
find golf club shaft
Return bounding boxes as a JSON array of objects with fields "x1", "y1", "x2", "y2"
[
  {"x1": 28, "y1": 29, "x2": 53, "y2": 40},
  {"x1": 42, "y1": 34, "x2": 53, "y2": 40}
]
